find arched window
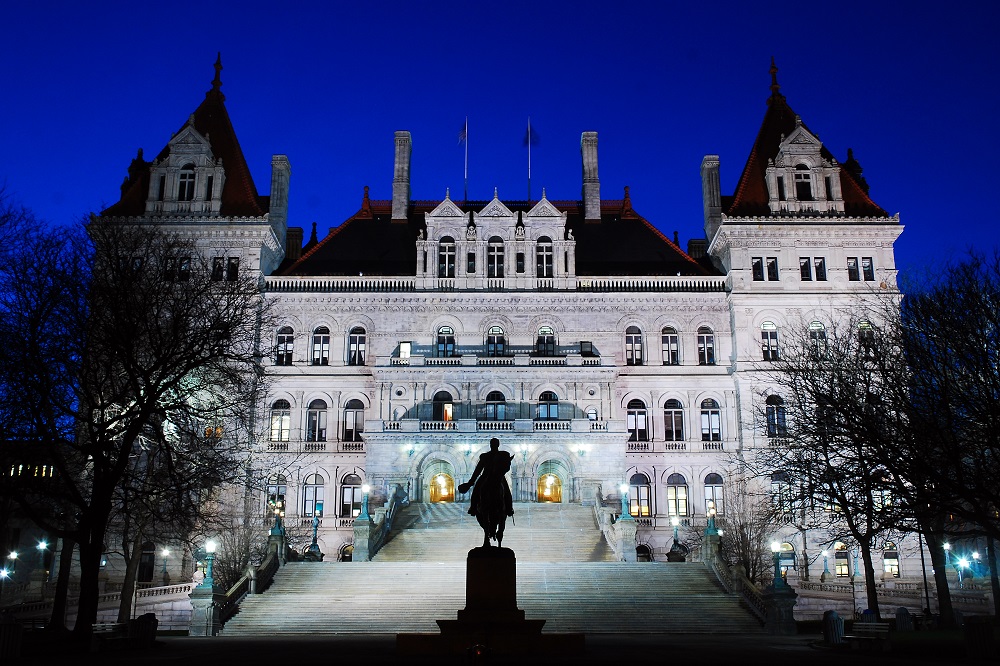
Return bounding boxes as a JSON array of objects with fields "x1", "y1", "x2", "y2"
[
  {"x1": 303, "y1": 473, "x2": 325, "y2": 516},
  {"x1": 487, "y1": 236, "x2": 505, "y2": 278},
  {"x1": 306, "y1": 399, "x2": 327, "y2": 442},
  {"x1": 625, "y1": 326, "x2": 643, "y2": 366},
  {"x1": 586, "y1": 407, "x2": 598, "y2": 421},
  {"x1": 661, "y1": 326, "x2": 679, "y2": 365},
  {"x1": 536, "y1": 236, "x2": 553, "y2": 278},
  {"x1": 438, "y1": 236, "x2": 456, "y2": 278},
  {"x1": 808, "y1": 321, "x2": 827, "y2": 357},
  {"x1": 275, "y1": 326, "x2": 294, "y2": 366},
  {"x1": 627, "y1": 399, "x2": 648, "y2": 442},
  {"x1": 536, "y1": 391, "x2": 558, "y2": 420},
  {"x1": 794, "y1": 164, "x2": 813, "y2": 201},
  {"x1": 697, "y1": 326, "x2": 716, "y2": 365},
  {"x1": 858, "y1": 320, "x2": 876, "y2": 356},
  {"x1": 312, "y1": 326, "x2": 330, "y2": 366},
  {"x1": 663, "y1": 399, "x2": 684, "y2": 442},
  {"x1": 666, "y1": 473, "x2": 688, "y2": 517},
  {"x1": 178, "y1": 164, "x2": 196, "y2": 201},
  {"x1": 341, "y1": 473, "x2": 363, "y2": 517},
  {"x1": 700, "y1": 399, "x2": 721, "y2": 441},
  {"x1": 705, "y1": 473, "x2": 724, "y2": 515},
  {"x1": 766, "y1": 395, "x2": 787, "y2": 438},
  {"x1": 138, "y1": 541, "x2": 156, "y2": 583},
  {"x1": 266, "y1": 474, "x2": 287, "y2": 514},
  {"x1": 433, "y1": 391, "x2": 454, "y2": 421},
  {"x1": 436, "y1": 326, "x2": 455, "y2": 358},
  {"x1": 269, "y1": 400, "x2": 290, "y2": 441},
  {"x1": 485, "y1": 391, "x2": 506, "y2": 420},
  {"x1": 761, "y1": 321, "x2": 779, "y2": 361},
  {"x1": 535, "y1": 326, "x2": 555, "y2": 356},
  {"x1": 486, "y1": 326, "x2": 506, "y2": 357},
  {"x1": 347, "y1": 327, "x2": 366, "y2": 366},
  {"x1": 343, "y1": 399, "x2": 364, "y2": 442},
  {"x1": 629, "y1": 473, "x2": 651, "y2": 517}
]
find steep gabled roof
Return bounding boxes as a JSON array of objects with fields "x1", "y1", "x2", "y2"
[
  {"x1": 726, "y1": 61, "x2": 887, "y2": 218},
  {"x1": 278, "y1": 194, "x2": 716, "y2": 278},
  {"x1": 102, "y1": 55, "x2": 267, "y2": 218}
]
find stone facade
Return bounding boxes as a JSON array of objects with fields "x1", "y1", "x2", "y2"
[{"x1": 92, "y1": 60, "x2": 925, "y2": 589}]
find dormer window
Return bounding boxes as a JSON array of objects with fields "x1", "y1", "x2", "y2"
[
  {"x1": 487, "y1": 237, "x2": 504, "y2": 278},
  {"x1": 178, "y1": 164, "x2": 196, "y2": 201},
  {"x1": 794, "y1": 165, "x2": 813, "y2": 201}
]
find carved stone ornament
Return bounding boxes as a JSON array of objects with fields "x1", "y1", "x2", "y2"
[
  {"x1": 483, "y1": 203, "x2": 505, "y2": 217},
  {"x1": 467, "y1": 223, "x2": 477, "y2": 240},
  {"x1": 515, "y1": 224, "x2": 525, "y2": 239}
]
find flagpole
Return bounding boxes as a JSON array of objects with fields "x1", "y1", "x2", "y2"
[
  {"x1": 527, "y1": 116, "x2": 532, "y2": 202},
  {"x1": 464, "y1": 116, "x2": 468, "y2": 201}
]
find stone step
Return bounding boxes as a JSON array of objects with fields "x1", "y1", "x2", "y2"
[
  {"x1": 221, "y1": 561, "x2": 762, "y2": 636},
  {"x1": 375, "y1": 502, "x2": 615, "y2": 562}
]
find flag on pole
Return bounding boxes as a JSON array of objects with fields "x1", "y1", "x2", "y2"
[
  {"x1": 460, "y1": 117, "x2": 468, "y2": 200},
  {"x1": 523, "y1": 119, "x2": 540, "y2": 146},
  {"x1": 458, "y1": 118, "x2": 468, "y2": 145}
]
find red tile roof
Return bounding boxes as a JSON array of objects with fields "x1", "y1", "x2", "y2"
[
  {"x1": 277, "y1": 197, "x2": 715, "y2": 278},
  {"x1": 726, "y1": 73, "x2": 887, "y2": 219},
  {"x1": 102, "y1": 56, "x2": 266, "y2": 218}
]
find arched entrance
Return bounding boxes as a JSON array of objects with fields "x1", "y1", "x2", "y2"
[
  {"x1": 537, "y1": 473, "x2": 562, "y2": 502},
  {"x1": 340, "y1": 544, "x2": 354, "y2": 562},
  {"x1": 536, "y1": 460, "x2": 568, "y2": 503},
  {"x1": 423, "y1": 460, "x2": 456, "y2": 503}
]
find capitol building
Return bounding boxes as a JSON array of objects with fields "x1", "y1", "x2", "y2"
[{"x1": 61, "y1": 58, "x2": 930, "y2": 629}]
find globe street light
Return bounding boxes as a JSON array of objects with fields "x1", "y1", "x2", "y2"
[
  {"x1": 821, "y1": 550, "x2": 830, "y2": 581},
  {"x1": 200, "y1": 539, "x2": 217, "y2": 590},
  {"x1": 619, "y1": 484, "x2": 634, "y2": 522},
  {"x1": 771, "y1": 541, "x2": 785, "y2": 587},
  {"x1": 957, "y1": 557, "x2": 969, "y2": 588},
  {"x1": 670, "y1": 516, "x2": 680, "y2": 544},
  {"x1": 160, "y1": 548, "x2": 170, "y2": 585},
  {"x1": 359, "y1": 484, "x2": 371, "y2": 520}
]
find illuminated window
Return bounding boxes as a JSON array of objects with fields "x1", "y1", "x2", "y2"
[
  {"x1": 537, "y1": 391, "x2": 558, "y2": 420},
  {"x1": 275, "y1": 327, "x2": 294, "y2": 366},
  {"x1": 312, "y1": 327, "x2": 330, "y2": 366},
  {"x1": 343, "y1": 399, "x2": 364, "y2": 442},
  {"x1": 340, "y1": 474, "x2": 363, "y2": 518},
  {"x1": 627, "y1": 399, "x2": 648, "y2": 442},
  {"x1": 661, "y1": 327, "x2": 679, "y2": 365},
  {"x1": 269, "y1": 400, "x2": 290, "y2": 442},
  {"x1": 697, "y1": 327, "x2": 715, "y2": 365},
  {"x1": 700, "y1": 399, "x2": 722, "y2": 441},
  {"x1": 704, "y1": 473, "x2": 724, "y2": 514},
  {"x1": 433, "y1": 391, "x2": 454, "y2": 422},
  {"x1": 303, "y1": 473, "x2": 325, "y2": 516},
  {"x1": 666, "y1": 473, "x2": 688, "y2": 516},
  {"x1": 306, "y1": 399, "x2": 327, "y2": 442},
  {"x1": 347, "y1": 327, "x2": 366, "y2": 366},
  {"x1": 629, "y1": 473, "x2": 651, "y2": 517}
]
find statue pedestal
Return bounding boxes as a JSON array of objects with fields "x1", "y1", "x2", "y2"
[{"x1": 397, "y1": 547, "x2": 584, "y2": 656}]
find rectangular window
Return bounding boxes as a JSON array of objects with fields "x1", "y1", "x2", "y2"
[
  {"x1": 211, "y1": 257, "x2": 224, "y2": 281},
  {"x1": 761, "y1": 330, "x2": 779, "y2": 361},
  {"x1": 226, "y1": 257, "x2": 239, "y2": 281},
  {"x1": 157, "y1": 175, "x2": 166, "y2": 202},
  {"x1": 467, "y1": 252, "x2": 476, "y2": 274},
  {"x1": 164, "y1": 257, "x2": 177, "y2": 282},
  {"x1": 776, "y1": 176, "x2": 786, "y2": 201},
  {"x1": 766, "y1": 257, "x2": 779, "y2": 281},
  {"x1": 205, "y1": 175, "x2": 214, "y2": 201},
  {"x1": 307, "y1": 411, "x2": 327, "y2": 442},
  {"x1": 825, "y1": 176, "x2": 833, "y2": 201},
  {"x1": 341, "y1": 486, "x2": 362, "y2": 518},
  {"x1": 666, "y1": 485, "x2": 688, "y2": 516},
  {"x1": 516, "y1": 252, "x2": 525, "y2": 273},
  {"x1": 799, "y1": 257, "x2": 812, "y2": 281},
  {"x1": 847, "y1": 257, "x2": 860, "y2": 281},
  {"x1": 399, "y1": 341, "x2": 411, "y2": 359},
  {"x1": 814, "y1": 257, "x2": 827, "y2": 281},
  {"x1": 862, "y1": 257, "x2": 875, "y2": 281},
  {"x1": 751, "y1": 257, "x2": 764, "y2": 281},
  {"x1": 701, "y1": 410, "x2": 721, "y2": 441},
  {"x1": 664, "y1": 409, "x2": 683, "y2": 441},
  {"x1": 661, "y1": 332, "x2": 679, "y2": 365}
]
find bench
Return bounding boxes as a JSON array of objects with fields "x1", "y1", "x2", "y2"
[
  {"x1": 845, "y1": 621, "x2": 891, "y2": 652},
  {"x1": 90, "y1": 622, "x2": 129, "y2": 653}
]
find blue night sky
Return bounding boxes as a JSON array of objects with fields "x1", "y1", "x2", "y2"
[{"x1": 2, "y1": 1, "x2": 996, "y2": 280}]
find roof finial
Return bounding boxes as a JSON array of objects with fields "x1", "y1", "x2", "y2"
[
  {"x1": 212, "y1": 53, "x2": 223, "y2": 92},
  {"x1": 769, "y1": 56, "x2": 780, "y2": 96},
  {"x1": 445, "y1": 187, "x2": 450, "y2": 199},
  {"x1": 541, "y1": 187, "x2": 546, "y2": 199},
  {"x1": 494, "y1": 186, "x2": 498, "y2": 199}
]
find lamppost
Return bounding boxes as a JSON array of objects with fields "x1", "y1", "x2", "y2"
[
  {"x1": 269, "y1": 498, "x2": 285, "y2": 537},
  {"x1": 972, "y1": 551, "x2": 981, "y2": 577},
  {"x1": 160, "y1": 547, "x2": 170, "y2": 586},
  {"x1": 199, "y1": 539, "x2": 217, "y2": 590},
  {"x1": 705, "y1": 502, "x2": 718, "y2": 536},
  {"x1": 943, "y1": 542, "x2": 952, "y2": 587},
  {"x1": 771, "y1": 541, "x2": 785, "y2": 587},
  {"x1": 359, "y1": 484, "x2": 371, "y2": 521},
  {"x1": 821, "y1": 550, "x2": 830, "y2": 582},
  {"x1": 671, "y1": 516, "x2": 680, "y2": 544},
  {"x1": 957, "y1": 557, "x2": 969, "y2": 588},
  {"x1": 619, "y1": 483, "x2": 634, "y2": 522},
  {"x1": 852, "y1": 548, "x2": 860, "y2": 579},
  {"x1": 36, "y1": 540, "x2": 48, "y2": 583}
]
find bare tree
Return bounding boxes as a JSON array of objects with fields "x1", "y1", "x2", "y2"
[
  {"x1": 0, "y1": 212, "x2": 270, "y2": 638},
  {"x1": 717, "y1": 471, "x2": 781, "y2": 586}
]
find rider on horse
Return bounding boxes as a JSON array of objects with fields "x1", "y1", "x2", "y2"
[{"x1": 458, "y1": 437, "x2": 515, "y2": 547}]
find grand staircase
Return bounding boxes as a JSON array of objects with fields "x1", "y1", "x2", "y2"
[{"x1": 221, "y1": 502, "x2": 762, "y2": 635}]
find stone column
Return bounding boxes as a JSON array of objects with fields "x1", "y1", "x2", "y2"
[
  {"x1": 188, "y1": 586, "x2": 224, "y2": 637},
  {"x1": 763, "y1": 583, "x2": 798, "y2": 635},
  {"x1": 615, "y1": 519, "x2": 637, "y2": 562}
]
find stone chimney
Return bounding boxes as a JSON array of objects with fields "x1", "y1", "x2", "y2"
[
  {"x1": 392, "y1": 131, "x2": 412, "y2": 222},
  {"x1": 285, "y1": 226, "x2": 304, "y2": 263},
  {"x1": 581, "y1": 132, "x2": 600, "y2": 222},
  {"x1": 700, "y1": 155, "x2": 722, "y2": 240},
  {"x1": 270, "y1": 155, "x2": 291, "y2": 243}
]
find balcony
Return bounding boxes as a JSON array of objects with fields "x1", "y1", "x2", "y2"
[
  {"x1": 381, "y1": 343, "x2": 600, "y2": 368},
  {"x1": 376, "y1": 418, "x2": 624, "y2": 434},
  {"x1": 626, "y1": 440, "x2": 729, "y2": 454},
  {"x1": 264, "y1": 439, "x2": 366, "y2": 454}
]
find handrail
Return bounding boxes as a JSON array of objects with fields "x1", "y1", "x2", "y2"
[
  {"x1": 255, "y1": 551, "x2": 279, "y2": 594},
  {"x1": 219, "y1": 575, "x2": 250, "y2": 624},
  {"x1": 729, "y1": 564, "x2": 767, "y2": 622},
  {"x1": 366, "y1": 483, "x2": 408, "y2": 559}
]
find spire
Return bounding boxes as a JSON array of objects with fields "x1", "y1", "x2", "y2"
[
  {"x1": 358, "y1": 185, "x2": 373, "y2": 218},
  {"x1": 768, "y1": 56, "x2": 784, "y2": 105},
  {"x1": 307, "y1": 222, "x2": 318, "y2": 247},
  {"x1": 209, "y1": 52, "x2": 225, "y2": 101},
  {"x1": 621, "y1": 185, "x2": 637, "y2": 219}
]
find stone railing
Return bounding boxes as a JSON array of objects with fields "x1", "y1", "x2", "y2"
[
  {"x1": 577, "y1": 275, "x2": 727, "y2": 293},
  {"x1": 533, "y1": 420, "x2": 571, "y2": 431},
  {"x1": 478, "y1": 421, "x2": 515, "y2": 431},
  {"x1": 266, "y1": 276, "x2": 417, "y2": 293},
  {"x1": 716, "y1": 562, "x2": 767, "y2": 622},
  {"x1": 353, "y1": 484, "x2": 408, "y2": 561}
]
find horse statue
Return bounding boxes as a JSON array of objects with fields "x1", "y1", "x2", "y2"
[{"x1": 458, "y1": 437, "x2": 515, "y2": 548}]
